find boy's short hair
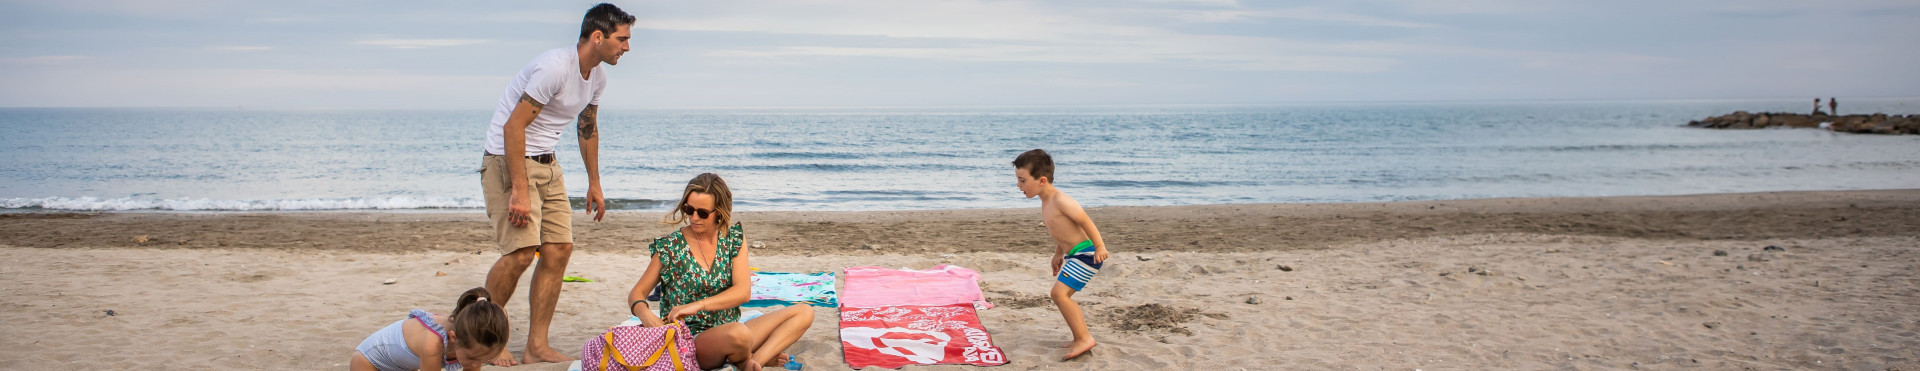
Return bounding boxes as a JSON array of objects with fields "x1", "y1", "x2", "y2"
[
  {"x1": 580, "y1": 3, "x2": 636, "y2": 40},
  {"x1": 1012, "y1": 149, "x2": 1054, "y2": 183}
]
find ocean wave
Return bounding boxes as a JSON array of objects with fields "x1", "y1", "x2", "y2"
[
  {"x1": 722, "y1": 162, "x2": 971, "y2": 172},
  {"x1": 1, "y1": 196, "x2": 675, "y2": 212},
  {"x1": 575, "y1": 197, "x2": 672, "y2": 211},
  {"x1": 1081, "y1": 179, "x2": 1263, "y2": 188},
  {"x1": 1, "y1": 196, "x2": 488, "y2": 211},
  {"x1": 748, "y1": 151, "x2": 865, "y2": 160},
  {"x1": 1497, "y1": 143, "x2": 1739, "y2": 153}
]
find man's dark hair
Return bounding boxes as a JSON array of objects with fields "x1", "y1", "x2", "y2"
[
  {"x1": 580, "y1": 3, "x2": 636, "y2": 40},
  {"x1": 1013, "y1": 149, "x2": 1055, "y2": 183}
]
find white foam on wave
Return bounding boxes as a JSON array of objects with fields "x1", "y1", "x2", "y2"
[{"x1": 0, "y1": 196, "x2": 485, "y2": 211}]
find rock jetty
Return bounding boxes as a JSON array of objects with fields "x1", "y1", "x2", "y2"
[{"x1": 1688, "y1": 111, "x2": 1920, "y2": 135}]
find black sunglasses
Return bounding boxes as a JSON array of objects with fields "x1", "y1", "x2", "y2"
[{"x1": 680, "y1": 204, "x2": 715, "y2": 219}]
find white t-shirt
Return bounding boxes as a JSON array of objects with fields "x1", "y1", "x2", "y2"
[{"x1": 484, "y1": 47, "x2": 608, "y2": 156}]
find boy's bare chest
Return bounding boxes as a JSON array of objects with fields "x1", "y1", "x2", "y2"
[{"x1": 1039, "y1": 208, "x2": 1082, "y2": 244}]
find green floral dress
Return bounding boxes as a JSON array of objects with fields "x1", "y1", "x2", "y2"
[{"x1": 649, "y1": 223, "x2": 744, "y2": 335}]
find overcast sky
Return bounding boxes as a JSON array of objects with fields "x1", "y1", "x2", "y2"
[{"x1": 1, "y1": 0, "x2": 1916, "y2": 109}]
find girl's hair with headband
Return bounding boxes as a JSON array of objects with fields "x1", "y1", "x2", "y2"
[{"x1": 450, "y1": 287, "x2": 509, "y2": 350}]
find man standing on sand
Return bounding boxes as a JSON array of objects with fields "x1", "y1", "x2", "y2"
[{"x1": 477, "y1": 3, "x2": 632, "y2": 366}]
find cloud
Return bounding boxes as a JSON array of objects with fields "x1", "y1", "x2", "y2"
[
  {"x1": 1, "y1": 0, "x2": 240, "y2": 19},
  {"x1": 0, "y1": 67, "x2": 506, "y2": 107},
  {"x1": 1149, "y1": 7, "x2": 1444, "y2": 28},
  {"x1": 705, "y1": 44, "x2": 1397, "y2": 72},
  {"x1": 643, "y1": 1, "x2": 1428, "y2": 72},
  {"x1": 3, "y1": 0, "x2": 1916, "y2": 107},
  {"x1": 1257, "y1": 8, "x2": 1445, "y2": 28},
  {"x1": 353, "y1": 39, "x2": 493, "y2": 49},
  {"x1": 1130, "y1": 0, "x2": 1240, "y2": 6},
  {"x1": 206, "y1": 46, "x2": 274, "y2": 51},
  {"x1": 1377, "y1": 0, "x2": 1555, "y2": 15},
  {"x1": 0, "y1": 55, "x2": 88, "y2": 65},
  {"x1": 243, "y1": 16, "x2": 312, "y2": 23}
]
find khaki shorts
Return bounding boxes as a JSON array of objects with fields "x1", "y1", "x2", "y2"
[{"x1": 481, "y1": 154, "x2": 572, "y2": 252}]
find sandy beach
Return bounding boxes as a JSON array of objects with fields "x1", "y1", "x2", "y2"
[{"x1": 2, "y1": 189, "x2": 1918, "y2": 370}]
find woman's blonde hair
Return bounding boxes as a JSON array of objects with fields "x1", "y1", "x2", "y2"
[{"x1": 662, "y1": 173, "x2": 732, "y2": 228}]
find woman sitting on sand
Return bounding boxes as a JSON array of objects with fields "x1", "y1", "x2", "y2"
[
  {"x1": 627, "y1": 173, "x2": 814, "y2": 371},
  {"x1": 351, "y1": 287, "x2": 509, "y2": 371}
]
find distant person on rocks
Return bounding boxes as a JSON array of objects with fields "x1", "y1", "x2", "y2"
[
  {"x1": 1830, "y1": 97, "x2": 1838, "y2": 116},
  {"x1": 1814, "y1": 98, "x2": 1825, "y2": 115}
]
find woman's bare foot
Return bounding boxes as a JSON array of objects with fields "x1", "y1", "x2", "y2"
[
  {"x1": 761, "y1": 352, "x2": 790, "y2": 367},
  {"x1": 489, "y1": 349, "x2": 519, "y2": 367},
  {"x1": 522, "y1": 346, "x2": 578, "y2": 364},
  {"x1": 1063, "y1": 338, "x2": 1097, "y2": 360}
]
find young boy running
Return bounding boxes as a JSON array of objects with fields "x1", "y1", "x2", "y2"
[{"x1": 1012, "y1": 149, "x2": 1111, "y2": 360}]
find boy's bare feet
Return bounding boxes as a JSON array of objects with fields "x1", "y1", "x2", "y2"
[
  {"x1": 1063, "y1": 338, "x2": 1097, "y2": 360},
  {"x1": 523, "y1": 346, "x2": 578, "y2": 364},
  {"x1": 489, "y1": 350, "x2": 519, "y2": 367}
]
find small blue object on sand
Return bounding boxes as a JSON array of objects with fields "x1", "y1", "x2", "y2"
[{"x1": 784, "y1": 358, "x2": 803, "y2": 370}]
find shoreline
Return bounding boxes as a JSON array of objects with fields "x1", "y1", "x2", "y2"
[
  {"x1": 10, "y1": 185, "x2": 1920, "y2": 215},
  {"x1": 5, "y1": 189, "x2": 1917, "y2": 254}
]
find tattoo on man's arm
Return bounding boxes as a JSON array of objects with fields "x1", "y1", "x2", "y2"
[
  {"x1": 577, "y1": 105, "x2": 599, "y2": 141},
  {"x1": 519, "y1": 93, "x2": 546, "y2": 112}
]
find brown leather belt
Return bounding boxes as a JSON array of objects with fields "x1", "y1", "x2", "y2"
[{"x1": 488, "y1": 152, "x2": 555, "y2": 164}]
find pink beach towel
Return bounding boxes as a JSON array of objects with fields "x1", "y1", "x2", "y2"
[
  {"x1": 839, "y1": 304, "x2": 1008, "y2": 369},
  {"x1": 840, "y1": 265, "x2": 992, "y2": 309}
]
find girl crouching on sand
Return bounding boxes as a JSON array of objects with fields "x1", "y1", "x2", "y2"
[{"x1": 351, "y1": 287, "x2": 510, "y2": 371}]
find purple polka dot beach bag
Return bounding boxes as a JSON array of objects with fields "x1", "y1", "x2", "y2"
[{"x1": 581, "y1": 322, "x2": 698, "y2": 371}]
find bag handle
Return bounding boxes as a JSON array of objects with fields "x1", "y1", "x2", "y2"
[
  {"x1": 638, "y1": 323, "x2": 683, "y2": 371},
  {"x1": 599, "y1": 322, "x2": 686, "y2": 371}
]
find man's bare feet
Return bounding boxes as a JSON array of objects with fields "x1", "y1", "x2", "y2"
[
  {"x1": 1063, "y1": 338, "x2": 1097, "y2": 360},
  {"x1": 489, "y1": 349, "x2": 519, "y2": 367},
  {"x1": 522, "y1": 346, "x2": 578, "y2": 364}
]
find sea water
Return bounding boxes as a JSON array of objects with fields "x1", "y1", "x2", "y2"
[{"x1": 4, "y1": 98, "x2": 1918, "y2": 212}]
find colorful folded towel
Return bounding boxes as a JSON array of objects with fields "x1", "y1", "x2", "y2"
[
  {"x1": 746, "y1": 271, "x2": 838, "y2": 307},
  {"x1": 841, "y1": 265, "x2": 991, "y2": 309},
  {"x1": 840, "y1": 304, "x2": 1008, "y2": 368}
]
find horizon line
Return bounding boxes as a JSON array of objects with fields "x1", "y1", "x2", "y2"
[{"x1": 2, "y1": 96, "x2": 1916, "y2": 111}]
